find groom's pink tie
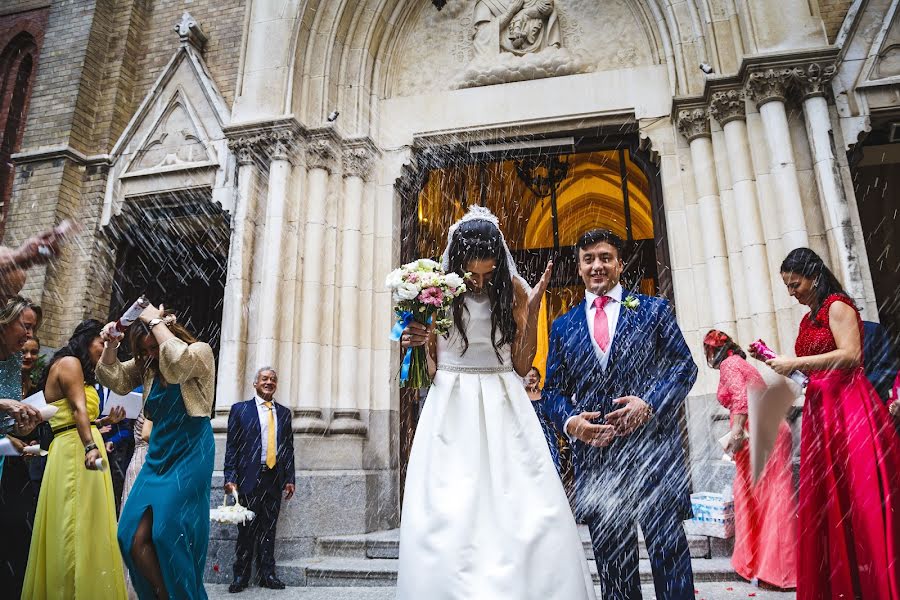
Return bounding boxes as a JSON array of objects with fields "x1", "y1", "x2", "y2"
[{"x1": 593, "y1": 295, "x2": 612, "y2": 352}]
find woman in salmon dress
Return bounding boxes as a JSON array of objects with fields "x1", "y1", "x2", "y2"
[
  {"x1": 761, "y1": 248, "x2": 900, "y2": 599},
  {"x1": 704, "y1": 330, "x2": 796, "y2": 589}
]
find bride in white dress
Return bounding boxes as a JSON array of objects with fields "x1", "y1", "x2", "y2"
[{"x1": 396, "y1": 207, "x2": 596, "y2": 600}]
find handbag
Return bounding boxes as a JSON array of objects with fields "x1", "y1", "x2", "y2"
[{"x1": 209, "y1": 489, "x2": 256, "y2": 525}]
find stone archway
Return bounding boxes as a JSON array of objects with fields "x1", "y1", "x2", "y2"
[
  {"x1": 393, "y1": 127, "x2": 672, "y2": 505},
  {"x1": 105, "y1": 190, "x2": 230, "y2": 359}
]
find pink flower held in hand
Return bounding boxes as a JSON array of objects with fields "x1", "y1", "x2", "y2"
[
  {"x1": 419, "y1": 287, "x2": 444, "y2": 307},
  {"x1": 749, "y1": 339, "x2": 777, "y2": 361}
]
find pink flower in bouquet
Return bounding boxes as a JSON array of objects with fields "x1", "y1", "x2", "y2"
[
  {"x1": 419, "y1": 286, "x2": 444, "y2": 307},
  {"x1": 407, "y1": 272, "x2": 419, "y2": 283}
]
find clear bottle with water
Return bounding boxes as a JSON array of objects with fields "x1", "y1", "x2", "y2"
[{"x1": 0, "y1": 412, "x2": 18, "y2": 435}]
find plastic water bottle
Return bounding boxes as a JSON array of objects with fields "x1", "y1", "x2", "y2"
[{"x1": 0, "y1": 413, "x2": 18, "y2": 435}]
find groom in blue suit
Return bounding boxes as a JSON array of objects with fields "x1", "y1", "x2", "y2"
[{"x1": 541, "y1": 229, "x2": 698, "y2": 600}]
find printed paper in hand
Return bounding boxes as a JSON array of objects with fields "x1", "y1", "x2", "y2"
[
  {"x1": 19, "y1": 392, "x2": 57, "y2": 421},
  {"x1": 102, "y1": 390, "x2": 143, "y2": 419},
  {"x1": 0, "y1": 437, "x2": 19, "y2": 456},
  {"x1": 22, "y1": 390, "x2": 47, "y2": 408},
  {"x1": 23, "y1": 444, "x2": 48, "y2": 457}
]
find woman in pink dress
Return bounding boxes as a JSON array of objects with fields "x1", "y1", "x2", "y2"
[
  {"x1": 761, "y1": 247, "x2": 900, "y2": 599},
  {"x1": 704, "y1": 330, "x2": 796, "y2": 589}
]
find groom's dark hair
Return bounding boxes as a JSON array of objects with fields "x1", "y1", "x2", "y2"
[{"x1": 576, "y1": 229, "x2": 625, "y2": 260}]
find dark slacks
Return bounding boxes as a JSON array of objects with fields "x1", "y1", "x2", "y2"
[
  {"x1": 0, "y1": 457, "x2": 37, "y2": 599},
  {"x1": 586, "y1": 490, "x2": 694, "y2": 600},
  {"x1": 233, "y1": 467, "x2": 282, "y2": 581}
]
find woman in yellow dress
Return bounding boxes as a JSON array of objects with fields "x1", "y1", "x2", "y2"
[{"x1": 22, "y1": 319, "x2": 127, "y2": 599}]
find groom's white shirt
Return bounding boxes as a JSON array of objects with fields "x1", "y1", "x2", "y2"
[{"x1": 563, "y1": 283, "x2": 623, "y2": 437}]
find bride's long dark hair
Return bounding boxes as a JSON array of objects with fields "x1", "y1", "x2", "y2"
[{"x1": 446, "y1": 219, "x2": 517, "y2": 359}]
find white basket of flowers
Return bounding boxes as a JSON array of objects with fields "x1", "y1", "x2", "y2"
[{"x1": 210, "y1": 490, "x2": 255, "y2": 525}]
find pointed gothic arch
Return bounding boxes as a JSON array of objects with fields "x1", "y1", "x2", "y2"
[{"x1": 0, "y1": 31, "x2": 40, "y2": 235}]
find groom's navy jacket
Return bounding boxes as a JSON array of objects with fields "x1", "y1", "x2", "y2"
[{"x1": 541, "y1": 293, "x2": 697, "y2": 520}]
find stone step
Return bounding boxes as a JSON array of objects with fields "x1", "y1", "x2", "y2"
[
  {"x1": 278, "y1": 556, "x2": 741, "y2": 588},
  {"x1": 316, "y1": 526, "x2": 721, "y2": 561}
]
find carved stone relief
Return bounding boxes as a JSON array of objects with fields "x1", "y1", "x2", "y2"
[
  {"x1": 130, "y1": 94, "x2": 211, "y2": 172},
  {"x1": 342, "y1": 141, "x2": 376, "y2": 180},
  {"x1": 390, "y1": 0, "x2": 652, "y2": 96},
  {"x1": 745, "y1": 68, "x2": 793, "y2": 107},
  {"x1": 472, "y1": 0, "x2": 561, "y2": 58},
  {"x1": 676, "y1": 108, "x2": 710, "y2": 142},
  {"x1": 872, "y1": 11, "x2": 900, "y2": 80},
  {"x1": 791, "y1": 62, "x2": 837, "y2": 100},
  {"x1": 708, "y1": 89, "x2": 746, "y2": 125}
]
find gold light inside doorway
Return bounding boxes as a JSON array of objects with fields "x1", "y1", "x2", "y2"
[{"x1": 413, "y1": 149, "x2": 655, "y2": 373}]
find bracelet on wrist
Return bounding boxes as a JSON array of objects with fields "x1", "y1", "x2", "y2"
[{"x1": 84, "y1": 442, "x2": 98, "y2": 454}]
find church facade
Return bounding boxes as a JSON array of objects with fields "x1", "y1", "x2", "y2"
[{"x1": 2, "y1": 0, "x2": 898, "y2": 577}]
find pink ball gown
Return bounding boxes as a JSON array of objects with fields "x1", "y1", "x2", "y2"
[
  {"x1": 795, "y1": 294, "x2": 900, "y2": 599},
  {"x1": 717, "y1": 354, "x2": 797, "y2": 588}
]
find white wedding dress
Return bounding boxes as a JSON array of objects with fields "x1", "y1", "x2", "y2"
[{"x1": 396, "y1": 293, "x2": 596, "y2": 600}]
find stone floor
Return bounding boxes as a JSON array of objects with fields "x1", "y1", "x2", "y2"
[{"x1": 206, "y1": 581, "x2": 796, "y2": 599}]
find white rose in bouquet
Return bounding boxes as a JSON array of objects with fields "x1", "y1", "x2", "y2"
[
  {"x1": 416, "y1": 259, "x2": 441, "y2": 271},
  {"x1": 385, "y1": 269, "x2": 404, "y2": 289},
  {"x1": 396, "y1": 282, "x2": 420, "y2": 301},
  {"x1": 444, "y1": 272, "x2": 464, "y2": 291}
]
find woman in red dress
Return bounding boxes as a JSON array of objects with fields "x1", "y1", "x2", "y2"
[
  {"x1": 704, "y1": 330, "x2": 797, "y2": 589},
  {"x1": 763, "y1": 247, "x2": 900, "y2": 599}
]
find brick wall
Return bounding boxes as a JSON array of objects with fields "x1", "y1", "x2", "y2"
[
  {"x1": 18, "y1": 0, "x2": 102, "y2": 153},
  {"x1": 132, "y1": 0, "x2": 245, "y2": 116},
  {"x1": 819, "y1": 0, "x2": 854, "y2": 43},
  {"x1": 0, "y1": 7, "x2": 48, "y2": 55},
  {"x1": 4, "y1": 0, "x2": 247, "y2": 345}
]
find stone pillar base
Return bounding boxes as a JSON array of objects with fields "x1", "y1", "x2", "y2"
[
  {"x1": 293, "y1": 408, "x2": 328, "y2": 434},
  {"x1": 327, "y1": 409, "x2": 368, "y2": 435}
]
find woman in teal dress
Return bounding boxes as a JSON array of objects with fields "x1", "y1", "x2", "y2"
[{"x1": 97, "y1": 303, "x2": 215, "y2": 600}]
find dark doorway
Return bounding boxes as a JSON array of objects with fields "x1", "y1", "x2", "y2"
[
  {"x1": 851, "y1": 124, "x2": 900, "y2": 344},
  {"x1": 106, "y1": 191, "x2": 230, "y2": 359},
  {"x1": 394, "y1": 131, "x2": 671, "y2": 503}
]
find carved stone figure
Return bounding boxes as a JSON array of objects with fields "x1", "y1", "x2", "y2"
[{"x1": 473, "y1": 0, "x2": 561, "y2": 58}]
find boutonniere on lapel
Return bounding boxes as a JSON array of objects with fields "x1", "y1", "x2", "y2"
[{"x1": 623, "y1": 295, "x2": 640, "y2": 311}]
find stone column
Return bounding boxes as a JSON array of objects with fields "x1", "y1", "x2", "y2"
[
  {"x1": 709, "y1": 90, "x2": 779, "y2": 345},
  {"x1": 793, "y1": 62, "x2": 866, "y2": 304},
  {"x1": 710, "y1": 119, "x2": 752, "y2": 344},
  {"x1": 746, "y1": 69, "x2": 810, "y2": 253},
  {"x1": 256, "y1": 131, "x2": 294, "y2": 370},
  {"x1": 676, "y1": 108, "x2": 736, "y2": 333},
  {"x1": 217, "y1": 138, "x2": 261, "y2": 412},
  {"x1": 295, "y1": 131, "x2": 339, "y2": 432},
  {"x1": 330, "y1": 141, "x2": 376, "y2": 435}
]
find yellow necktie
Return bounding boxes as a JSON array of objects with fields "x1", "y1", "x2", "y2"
[{"x1": 264, "y1": 401, "x2": 276, "y2": 469}]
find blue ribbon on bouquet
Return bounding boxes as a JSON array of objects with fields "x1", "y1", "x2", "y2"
[
  {"x1": 390, "y1": 311, "x2": 432, "y2": 383},
  {"x1": 390, "y1": 311, "x2": 415, "y2": 382}
]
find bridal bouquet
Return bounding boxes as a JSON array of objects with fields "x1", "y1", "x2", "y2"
[{"x1": 386, "y1": 259, "x2": 467, "y2": 388}]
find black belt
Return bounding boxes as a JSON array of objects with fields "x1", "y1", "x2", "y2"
[{"x1": 51, "y1": 423, "x2": 98, "y2": 435}]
